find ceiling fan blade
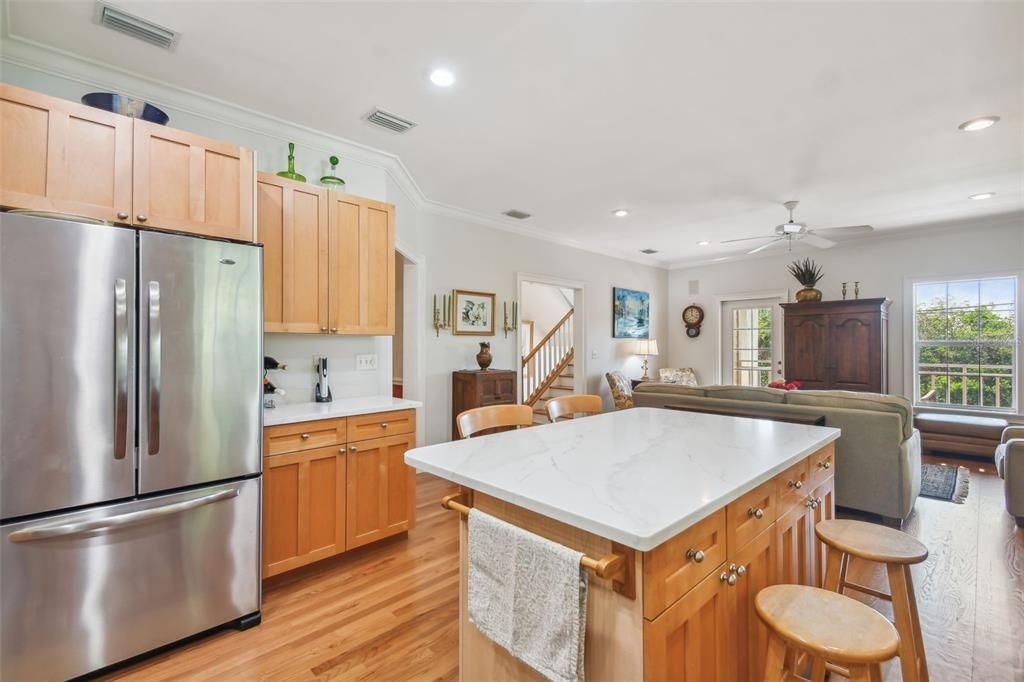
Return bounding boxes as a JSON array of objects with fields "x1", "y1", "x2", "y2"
[
  {"x1": 812, "y1": 224, "x2": 873, "y2": 237},
  {"x1": 801, "y1": 233, "x2": 836, "y2": 249},
  {"x1": 748, "y1": 238, "x2": 786, "y2": 254},
  {"x1": 721, "y1": 235, "x2": 774, "y2": 244}
]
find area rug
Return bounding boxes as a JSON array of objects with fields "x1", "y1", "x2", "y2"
[{"x1": 920, "y1": 463, "x2": 970, "y2": 503}]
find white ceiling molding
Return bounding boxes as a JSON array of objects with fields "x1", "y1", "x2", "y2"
[{"x1": 0, "y1": 31, "x2": 670, "y2": 269}]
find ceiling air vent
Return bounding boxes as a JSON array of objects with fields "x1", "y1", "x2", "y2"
[
  {"x1": 502, "y1": 209, "x2": 532, "y2": 220},
  {"x1": 366, "y1": 108, "x2": 418, "y2": 134},
  {"x1": 640, "y1": 248, "x2": 659, "y2": 255},
  {"x1": 97, "y1": 2, "x2": 178, "y2": 49}
]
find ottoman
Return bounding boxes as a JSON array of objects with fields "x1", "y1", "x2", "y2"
[{"x1": 914, "y1": 413, "x2": 1009, "y2": 458}]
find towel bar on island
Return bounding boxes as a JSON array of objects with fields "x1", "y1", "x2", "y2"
[{"x1": 441, "y1": 492, "x2": 630, "y2": 583}]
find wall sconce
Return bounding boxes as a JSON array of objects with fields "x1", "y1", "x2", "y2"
[{"x1": 432, "y1": 293, "x2": 451, "y2": 337}]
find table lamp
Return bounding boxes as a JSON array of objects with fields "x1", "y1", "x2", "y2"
[{"x1": 636, "y1": 339, "x2": 659, "y2": 381}]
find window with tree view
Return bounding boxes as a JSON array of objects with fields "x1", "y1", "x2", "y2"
[{"x1": 913, "y1": 276, "x2": 1017, "y2": 412}]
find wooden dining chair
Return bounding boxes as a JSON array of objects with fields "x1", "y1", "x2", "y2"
[
  {"x1": 456, "y1": 404, "x2": 535, "y2": 439},
  {"x1": 546, "y1": 394, "x2": 603, "y2": 423}
]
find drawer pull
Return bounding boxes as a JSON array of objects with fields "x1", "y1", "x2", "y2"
[
  {"x1": 117, "y1": 211, "x2": 129, "y2": 220},
  {"x1": 320, "y1": 327, "x2": 328, "y2": 332},
  {"x1": 330, "y1": 327, "x2": 338, "y2": 332},
  {"x1": 686, "y1": 548, "x2": 705, "y2": 563},
  {"x1": 339, "y1": 447, "x2": 345, "y2": 453},
  {"x1": 805, "y1": 496, "x2": 818, "y2": 509},
  {"x1": 817, "y1": 460, "x2": 831, "y2": 470},
  {"x1": 349, "y1": 446, "x2": 357, "y2": 453},
  {"x1": 300, "y1": 433, "x2": 310, "y2": 440},
  {"x1": 788, "y1": 480, "x2": 803, "y2": 489},
  {"x1": 747, "y1": 507, "x2": 765, "y2": 520},
  {"x1": 381, "y1": 422, "x2": 389, "y2": 428},
  {"x1": 720, "y1": 571, "x2": 737, "y2": 586},
  {"x1": 136, "y1": 214, "x2": 148, "y2": 223},
  {"x1": 729, "y1": 563, "x2": 746, "y2": 577}
]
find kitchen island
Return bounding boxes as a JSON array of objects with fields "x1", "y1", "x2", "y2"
[{"x1": 406, "y1": 407, "x2": 840, "y2": 681}]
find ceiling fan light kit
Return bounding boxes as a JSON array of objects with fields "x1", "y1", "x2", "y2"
[{"x1": 721, "y1": 201, "x2": 873, "y2": 255}]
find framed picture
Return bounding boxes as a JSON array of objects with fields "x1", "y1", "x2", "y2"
[
  {"x1": 613, "y1": 287, "x2": 650, "y2": 339},
  {"x1": 452, "y1": 289, "x2": 496, "y2": 336}
]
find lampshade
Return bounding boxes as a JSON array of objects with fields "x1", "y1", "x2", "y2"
[{"x1": 636, "y1": 339, "x2": 659, "y2": 356}]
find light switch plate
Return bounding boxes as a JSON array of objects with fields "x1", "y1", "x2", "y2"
[
  {"x1": 591, "y1": 350, "x2": 598, "y2": 360},
  {"x1": 356, "y1": 354, "x2": 378, "y2": 371}
]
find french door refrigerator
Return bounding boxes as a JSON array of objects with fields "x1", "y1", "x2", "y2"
[{"x1": 0, "y1": 213, "x2": 263, "y2": 680}]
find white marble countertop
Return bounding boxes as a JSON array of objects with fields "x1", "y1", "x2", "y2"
[
  {"x1": 264, "y1": 396, "x2": 422, "y2": 426},
  {"x1": 405, "y1": 407, "x2": 839, "y2": 551}
]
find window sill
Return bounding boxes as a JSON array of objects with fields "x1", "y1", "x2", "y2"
[{"x1": 912, "y1": 403, "x2": 1022, "y2": 420}]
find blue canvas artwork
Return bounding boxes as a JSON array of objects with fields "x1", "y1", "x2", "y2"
[{"x1": 613, "y1": 287, "x2": 650, "y2": 339}]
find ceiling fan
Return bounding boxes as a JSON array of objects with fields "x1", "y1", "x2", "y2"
[{"x1": 722, "y1": 201, "x2": 873, "y2": 255}]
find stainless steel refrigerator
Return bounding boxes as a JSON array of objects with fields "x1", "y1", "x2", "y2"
[{"x1": 0, "y1": 212, "x2": 263, "y2": 680}]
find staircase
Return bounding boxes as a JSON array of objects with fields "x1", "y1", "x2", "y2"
[{"x1": 522, "y1": 309, "x2": 575, "y2": 424}]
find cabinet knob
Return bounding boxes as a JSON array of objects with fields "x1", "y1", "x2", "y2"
[
  {"x1": 816, "y1": 497, "x2": 824, "y2": 507},
  {"x1": 380, "y1": 422, "x2": 389, "y2": 429},
  {"x1": 789, "y1": 480, "x2": 803, "y2": 489},
  {"x1": 330, "y1": 327, "x2": 338, "y2": 333},
  {"x1": 818, "y1": 460, "x2": 831, "y2": 470},
  {"x1": 805, "y1": 496, "x2": 818, "y2": 509},
  {"x1": 136, "y1": 214, "x2": 148, "y2": 223},
  {"x1": 320, "y1": 327, "x2": 328, "y2": 332},
  {"x1": 349, "y1": 446, "x2": 357, "y2": 452},
  {"x1": 116, "y1": 211, "x2": 129, "y2": 220},
  {"x1": 720, "y1": 572, "x2": 737, "y2": 586},
  {"x1": 747, "y1": 507, "x2": 765, "y2": 519},
  {"x1": 686, "y1": 548, "x2": 705, "y2": 563},
  {"x1": 300, "y1": 433, "x2": 310, "y2": 440},
  {"x1": 728, "y1": 563, "x2": 746, "y2": 577},
  {"x1": 339, "y1": 447, "x2": 345, "y2": 453}
]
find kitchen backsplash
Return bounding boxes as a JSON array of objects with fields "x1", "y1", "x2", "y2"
[{"x1": 264, "y1": 333, "x2": 387, "y2": 404}]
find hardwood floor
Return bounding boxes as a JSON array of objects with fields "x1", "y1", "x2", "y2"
[{"x1": 108, "y1": 462, "x2": 1021, "y2": 682}]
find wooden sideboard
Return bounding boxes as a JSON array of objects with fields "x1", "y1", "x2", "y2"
[
  {"x1": 451, "y1": 369, "x2": 517, "y2": 439},
  {"x1": 781, "y1": 298, "x2": 890, "y2": 392},
  {"x1": 262, "y1": 409, "x2": 416, "y2": 577}
]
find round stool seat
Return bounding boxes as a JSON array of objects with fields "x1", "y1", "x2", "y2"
[
  {"x1": 756, "y1": 585, "x2": 900, "y2": 665},
  {"x1": 816, "y1": 518, "x2": 928, "y2": 565}
]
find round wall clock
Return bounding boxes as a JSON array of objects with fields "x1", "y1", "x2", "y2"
[{"x1": 682, "y1": 304, "x2": 704, "y2": 338}]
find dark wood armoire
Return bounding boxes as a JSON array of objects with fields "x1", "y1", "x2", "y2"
[
  {"x1": 781, "y1": 298, "x2": 891, "y2": 393},
  {"x1": 451, "y1": 369, "x2": 517, "y2": 439}
]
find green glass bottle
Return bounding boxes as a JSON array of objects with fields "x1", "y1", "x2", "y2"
[
  {"x1": 320, "y1": 155, "x2": 345, "y2": 189},
  {"x1": 276, "y1": 142, "x2": 306, "y2": 182}
]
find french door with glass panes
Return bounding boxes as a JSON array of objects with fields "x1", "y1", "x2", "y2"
[{"x1": 722, "y1": 298, "x2": 784, "y2": 386}]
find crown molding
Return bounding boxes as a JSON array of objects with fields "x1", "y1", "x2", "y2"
[
  {"x1": 666, "y1": 210, "x2": 1024, "y2": 271},
  {"x1": 0, "y1": 30, "x2": 668, "y2": 270}
]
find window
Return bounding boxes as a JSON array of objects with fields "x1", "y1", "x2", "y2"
[
  {"x1": 729, "y1": 306, "x2": 775, "y2": 387},
  {"x1": 912, "y1": 275, "x2": 1018, "y2": 412}
]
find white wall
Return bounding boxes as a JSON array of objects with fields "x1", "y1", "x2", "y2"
[
  {"x1": 0, "y1": 54, "x2": 667, "y2": 444},
  {"x1": 521, "y1": 281, "x2": 574, "y2": 344},
  {"x1": 668, "y1": 220, "x2": 1024, "y2": 414}
]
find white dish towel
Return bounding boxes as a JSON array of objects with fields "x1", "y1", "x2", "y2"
[{"x1": 467, "y1": 508, "x2": 588, "y2": 682}]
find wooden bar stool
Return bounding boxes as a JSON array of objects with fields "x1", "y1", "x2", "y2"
[
  {"x1": 815, "y1": 519, "x2": 929, "y2": 682},
  {"x1": 756, "y1": 584, "x2": 899, "y2": 682}
]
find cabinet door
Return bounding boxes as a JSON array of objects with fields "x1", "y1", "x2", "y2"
[
  {"x1": 346, "y1": 433, "x2": 415, "y2": 549},
  {"x1": 783, "y1": 314, "x2": 829, "y2": 389},
  {"x1": 0, "y1": 83, "x2": 132, "y2": 223},
  {"x1": 729, "y1": 528, "x2": 777, "y2": 682},
  {"x1": 133, "y1": 119, "x2": 254, "y2": 241},
  {"x1": 775, "y1": 500, "x2": 812, "y2": 586},
  {"x1": 644, "y1": 565, "x2": 730, "y2": 681},
  {"x1": 327, "y1": 191, "x2": 395, "y2": 335},
  {"x1": 807, "y1": 477, "x2": 836, "y2": 588},
  {"x1": 256, "y1": 174, "x2": 328, "y2": 333},
  {"x1": 263, "y1": 446, "x2": 346, "y2": 578},
  {"x1": 828, "y1": 313, "x2": 880, "y2": 391}
]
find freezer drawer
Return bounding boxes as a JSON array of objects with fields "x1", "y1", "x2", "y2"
[{"x1": 0, "y1": 478, "x2": 260, "y2": 681}]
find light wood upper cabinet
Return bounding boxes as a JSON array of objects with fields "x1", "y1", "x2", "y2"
[
  {"x1": 263, "y1": 445, "x2": 346, "y2": 578},
  {"x1": 133, "y1": 119, "x2": 254, "y2": 241},
  {"x1": 256, "y1": 173, "x2": 328, "y2": 333},
  {"x1": 327, "y1": 191, "x2": 395, "y2": 335},
  {"x1": 0, "y1": 83, "x2": 132, "y2": 223},
  {"x1": 346, "y1": 432, "x2": 415, "y2": 549}
]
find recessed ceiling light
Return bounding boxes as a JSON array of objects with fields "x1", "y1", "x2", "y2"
[
  {"x1": 429, "y1": 68, "x2": 455, "y2": 87},
  {"x1": 612, "y1": 209, "x2": 629, "y2": 217},
  {"x1": 697, "y1": 240, "x2": 710, "y2": 246},
  {"x1": 640, "y1": 248, "x2": 659, "y2": 255},
  {"x1": 969, "y1": 192, "x2": 996, "y2": 200},
  {"x1": 958, "y1": 116, "x2": 999, "y2": 132}
]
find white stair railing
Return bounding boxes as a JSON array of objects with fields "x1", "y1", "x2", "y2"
[{"x1": 522, "y1": 309, "x2": 574, "y2": 405}]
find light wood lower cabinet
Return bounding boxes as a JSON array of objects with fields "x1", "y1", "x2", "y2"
[
  {"x1": 263, "y1": 445, "x2": 346, "y2": 578},
  {"x1": 729, "y1": 526, "x2": 777, "y2": 682},
  {"x1": 262, "y1": 412, "x2": 416, "y2": 578},
  {"x1": 808, "y1": 477, "x2": 836, "y2": 588},
  {"x1": 346, "y1": 433, "x2": 416, "y2": 549}
]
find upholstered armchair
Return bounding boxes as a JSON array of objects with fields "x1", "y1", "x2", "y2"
[
  {"x1": 605, "y1": 371, "x2": 634, "y2": 409},
  {"x1": 996, "y1": 426, "x2": 1024, "y2": 527}
]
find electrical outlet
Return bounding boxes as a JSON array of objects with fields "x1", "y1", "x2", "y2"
[{"x1": 356, "y1": 354, "x2": 378, "y2": 371}]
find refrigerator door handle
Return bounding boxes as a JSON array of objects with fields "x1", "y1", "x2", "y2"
[
  {"x1": 6, "y1": 488, "x2": 240, "y2": 543},
  {"x1": 148, "y1": 281, "x2": 161, "y2": 456},
  {"x1": 113, "y1": 278, "x2": 129, "y2": 461}
]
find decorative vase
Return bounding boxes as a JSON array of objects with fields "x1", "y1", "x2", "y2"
[
  {"x1": 475, "y1": 342, "x2": 493, "y2": 370},
  {"x1": 276, "y1": 142, "x2": 306, "y2": 182},
  {"x1": 795, "y1": 287, "x2": 823, "y2": 302}
]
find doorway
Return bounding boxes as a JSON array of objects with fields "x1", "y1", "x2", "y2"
[
  {"x1": 720, "y1": 296, "x2": 784, "y2": 386},
  {"x1": 516, "y1": 273, "x2": 586, "y2": 407}
]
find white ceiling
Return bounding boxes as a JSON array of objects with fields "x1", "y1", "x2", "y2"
[{"x1": 4, "y1": 1, "x2": 1022, "y2": 267}]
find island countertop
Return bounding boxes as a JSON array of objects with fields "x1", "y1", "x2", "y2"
[
  {"x1": 264, "y1": 396, "x2": 421, "y2": 426},
  {"x1": 405, "y1": 407, "x2": 839, "y2": 551}
]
